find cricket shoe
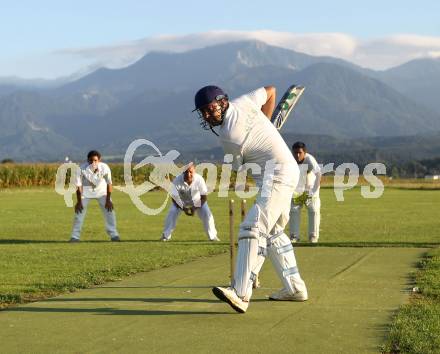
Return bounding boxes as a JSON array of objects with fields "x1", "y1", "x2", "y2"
[
  {"x1": 69, "y1": 238, "x2": 80, "y2": 243},
  {"x1": 269, "y1": 288, "x2": 308, "y2": 301},
  {"x1": 309, "y1": 236, "x2": 319, "y2": 243},
  {"x1": 290, "y1": 234, "x2": 300, "y2": 243},
  {"x1": 212, "y1": 286, "x2": 249, "y2": 313},
  {"x1": 160, "y1": 234, "x2": 170, "y2": 242},
  {"x1": 210, "y1": 237, "x2": 221, "y2": 242},
  {"x1": 252, "y1": 277, "x2": 261, "y2": 289},
  {"x1": 111, "y1": 236, "x2": 121, "y2": 242}
]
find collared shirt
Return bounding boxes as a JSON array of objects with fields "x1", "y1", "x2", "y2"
[
  {"x1": 171, "y1": 172, "x2": 208, "y2": 207},
  {"x1": 296, "y1": 153, "x2": 321, "y2": 195},
  {"x1": 75, "y1": 162, "x2": 112, "y2": 198}
]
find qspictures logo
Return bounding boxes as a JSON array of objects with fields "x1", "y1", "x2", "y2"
[{"x1": 55, "y1": 139, "x2": 386, "y2": 215}]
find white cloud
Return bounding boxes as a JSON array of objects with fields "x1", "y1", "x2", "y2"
[
  {"x1": 55, "y1": 30, "x2": 359, "y2": 69},
  {"x1": 52, "y1": 30, "x2": 440, "y2": 75},
  {"x1": 427, "y1": 51, "x2": 440, "y2": 58},
  {"x1": 352, "y1": 34, "x2": 440, "y2": 69},
  {"x1": 387, "y1": 34, "x2": 440, "y2": 48}
]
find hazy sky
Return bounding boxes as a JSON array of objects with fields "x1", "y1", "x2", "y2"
[{"x1": 2, "y1": 0, "x2": 440, "y2": 79}]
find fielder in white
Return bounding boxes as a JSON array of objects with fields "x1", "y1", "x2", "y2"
[
  {"x1": 290, "y1": 141, "x2": 322, "y2": 243},
  {"x1": 70, "y1": 150, "x2": 120, "y2": 242},
  {"x1": 193, "y1": 85, "x2": 308, "y2": 313},
  {"x1": 161, "y1": 163, "x2": 219, "y2": 242}
]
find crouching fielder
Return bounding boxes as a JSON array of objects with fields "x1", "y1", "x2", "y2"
[
  {"x1": 161, "y1": 163, "x2": 219, "y2": 242},
  {"x1": 193, "y1": 85, "x2": 308, "y2": 313}
]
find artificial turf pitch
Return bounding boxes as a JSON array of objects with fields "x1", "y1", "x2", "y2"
[{"x1": 0, "y1": 247, "x2": 425, "y2": 353}]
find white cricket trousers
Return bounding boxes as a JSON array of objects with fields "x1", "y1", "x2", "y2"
[
  {"x1": 162, "y1": 203, "x2": 218, "y2": 240},
  {"x1": 234, "y1": 179, "x2": 307, "y2": 301},
  {"x1": 289, "y1": 196, "x2": 321, "y2": 240},
  {"x1": 70, "y1": 196, "x2": 119, "y2": 240}
]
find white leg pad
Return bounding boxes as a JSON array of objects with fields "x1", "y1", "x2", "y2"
[
  {"x1": 289, "y1": 201, "x2": 302, "y2": 238},
  {"x1": 267, "y1": 231, "x2": 307, "y2": 294},
  {"x1": 233, "y1": 226, "x2": 267, "y2": 301}
]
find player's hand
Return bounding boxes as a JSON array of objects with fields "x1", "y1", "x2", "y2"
[
  {"x1": 75, "y1": 201, "x2": 83, "y2": 214},
  {"x1": 183, "y1": 207, "x2": 194, "y2": 216},
  {"x1": 105, "y1": 199, "x2": 113, "y2": 212}
]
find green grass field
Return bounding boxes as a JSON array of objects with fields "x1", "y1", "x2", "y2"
[
  {"x1": 0, "y1": 186, "x2": 439, "y2": 353},
  {"x1": 384, "y1": 248, "x2": 440, "y2": 354},
  {"x1": 0, "y1": 247, "x2": 426, "y2": 353},
  {"x1": 0, "y1": 186, "x2": 438, "y2": 307}
]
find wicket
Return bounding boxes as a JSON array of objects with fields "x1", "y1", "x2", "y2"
[
  {"x1": 229, "y1": 199, "x2": 246, "y2": 282},
  {"x1": 229, "y1": 199, "x2": 235, "y2": 281}
]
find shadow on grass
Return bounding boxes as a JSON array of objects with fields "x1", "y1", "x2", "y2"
[
  {"x1": 294, "y1": 242, "x2": 439, "y2": 248},
  {"x1": 6, "y1": 306, "x2": 231, "y2": 316},
  {"x1": 44, "y1": 295, "x2": 267, "y2": 302},
  {"x1": 374, "y1": 322, "x2": 394, "y2": 353},
  {"x1": 0, "y1": 239, "x2": 438, "y2": 247},
  {"x1": 0, "y1": 239, "x2": 70, "y2": 244},
  {"x1": 0, "y1": 239, "x2": 227, "y2": 245},
  {"x1": 99, "y1": 285, "x2": 216, "y2": 289},
  {"x1": 44, "y1": 297, "x2": 267, "y2": 304}
]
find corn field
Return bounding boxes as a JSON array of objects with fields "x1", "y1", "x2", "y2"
[
  {"x1": 0, "y1": 163, "x2": 239, "y2": 189},
  {"x1": 0, "y1": 163, "x2": 155, "y2": 188},
  {"x1": 2, "y1": 163, "x2": 436, "y2": 189}
]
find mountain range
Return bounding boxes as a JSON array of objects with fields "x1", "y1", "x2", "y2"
[{"x1": 1, "y1": 40, "x2": 440, "y2": 163}]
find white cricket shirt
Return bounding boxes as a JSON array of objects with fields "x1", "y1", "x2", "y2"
[
  {"x1": 219, "y1": 87, "x2": 298, "y2": 187},
  {"x1": 296, "y1": 153, "x2": 321, "y2": 195},
  {"x1": 75, "y1": 162, "x2": 112, "y2": 199},
  {"x1": 171, "y1": 173, "x2": 208, "y2": 207}
]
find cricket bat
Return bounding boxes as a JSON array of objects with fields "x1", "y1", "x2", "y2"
[{"x1": 270, "y1": 85, "x2": 305, "y2": 130}]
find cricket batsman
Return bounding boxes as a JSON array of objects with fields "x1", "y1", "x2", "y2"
[{"x1": 193, "y1": 85, "x2": 308, "y2": 313}]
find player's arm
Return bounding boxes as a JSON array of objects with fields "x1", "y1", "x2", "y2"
[
  {"x1": 191, "y1": 197, "x2": 206, "y2": 210},
  {"x1": 172, "y1": 199, "x2": 183, "y2": 210},
  {"x1": 171, "y1": 176, "x2": 185, "y2": 209},
  {"x1": 103, "y1": 166, "x2": 114, "y2": 212},
  {"x1": 261, "y1": 86, "x2": 276, "y2": 119},
  {"x1": 105, "y1": 183, "x2": 114, "y2": 211},
  {"x1": 309, "y1": 158, "x2": 322, "y2": 197},
  {"x1": 309, "y1": 172, "x2": 321, "y2": 197},
  {"x1": 75, "y1": 187, "x2": 83, "y2": 213},
  {"x1": 194, "y1": 176, "x2": 208, "y2": 209},
  {"x1": 74, "y1": 167, "x2": 83, "y2": 213},
  {"x1": 189, "y1": 195, "x2": 206, "y2": 215}
]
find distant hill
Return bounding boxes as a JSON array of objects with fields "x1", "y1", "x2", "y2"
[
  {"x1": 374, "y1": 58, "x2": 440, "y2": 114},
  {"x1": 0, "y1": 76, "x2": 70, "y2": 98},
  {"x1": 1, "y1": 40, "x2": 440, "y2": 162},
  {"x1": 58, "y1": 41, "x2": 354, "y2": 98},
  {"x1": 186, "y1": 131, "x2": 440, "y2": 178},
  {"x1": 90, "y1": 61, "x2": 440, "y2": 153},
  {"x1": 289, "y1": 63, "x2": 440, "y2": 136},
  {"x1": 281, "y1": 132, "x2": 440, "y2": 164},
  {"x1": 0, "y1": 91, "x2": 81, "y2": 161},
  {"x1": 0, "y1": 84, "x2": 21, "y2": 98}
]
